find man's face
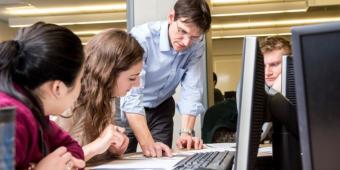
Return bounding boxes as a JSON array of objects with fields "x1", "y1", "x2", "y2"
[
  {"x1": 263, "y1": 49, "x2": 285, "y2": 86},
  {"x1": 168, "y1": 17, "x2": 202, "y2": 52}
]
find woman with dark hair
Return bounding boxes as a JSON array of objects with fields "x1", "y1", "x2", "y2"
[
  {"x1": 0, "y1": 22, "x2": 85, "y2": 169},
  {"x1": 55, "y1": 29, "x2": 144, "y2": 163}
]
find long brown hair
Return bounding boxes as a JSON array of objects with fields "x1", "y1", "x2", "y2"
[{"x1": 71, "y1": 29, "x2": 143, "y2": 144}]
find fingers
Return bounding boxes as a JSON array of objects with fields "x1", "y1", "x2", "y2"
[
  {"x1": 198, "y1": 138, "x2": 203, "y2": 149},
  {"x1": 192, "y1": 137, "x2": 203, "y2": 149},
  {"x1": 61, "y1": 152, "x2": 72, "y2": 164},
  {"x1": 115, "y1": 126, "x2": 126, "y2": 133},
  {"x1": 143, "y1": 146, "x2": 156, "y2": 157},
  {"x1": 51, "y1": 146, "x2": 67, "y2": 156},
  {"x1": 176, "y1": 139, "x2": 183, "y2": 149},
  {"x1": 158, "y1": 142, "x2": 172, "y2": 157},
  {"x1": 142, "y1": 142, "x2": 172, "y2": 158},
  {"x1": 112, "y1": 132, "x2": 124, "y2": 148},
  {"x1": 121, "y1": 135, "x2": 129, "y2": 153},
  {"x1": 186, "y1": 137, "x2": 193, "y2": 150},
  {"x1": 155, "y1": 144, "x2": 162, "y2": 157},
  {"x1": 71, "y1": 157, "x2": 85, "y2": 168},
  {"x1": 176, "y1": 136, "x2": 204, "y2": 150}
]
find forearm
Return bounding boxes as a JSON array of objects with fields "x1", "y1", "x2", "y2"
[
  {"x1": 82, "y1": 141, "x2": 100, "y2": 161},
  {"x1": 126, "y1": 113, "x2": 154, "y2": 145},
  {"x1": 181, "y1": 115, "x2": 196, "y2": 130}
]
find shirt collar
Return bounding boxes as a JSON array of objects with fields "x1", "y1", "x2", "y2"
[{"x1": 159, "y1": 21, "x2": 171, "y2": 52}]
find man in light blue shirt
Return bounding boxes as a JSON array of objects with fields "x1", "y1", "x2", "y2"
[{"x1": 119, "y1": 0, "x2": 211, "y2": 157}]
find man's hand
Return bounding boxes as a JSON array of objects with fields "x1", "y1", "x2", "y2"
[
  {"x1": 140, "y1": 142, "x2": 172, "y2": 157},
  {"x1": 176, "y1": 134, "x2": 203, "y2": 150}
]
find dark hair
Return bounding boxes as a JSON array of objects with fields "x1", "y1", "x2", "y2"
[
  {"x1": 260, "y1": 36, "x2": 292, "y2": 55},
  {"x1": 71, "y1": 29, "x2": 143, "y2": 145},
  {"x1": 0, "y1": 22, "x2": 84, "y2": 129},
  {"x1": 213, "y1": 72, "x2": 217, "y2": 83},
  {"x1": 174, "y1": 0, "x2": 211, "y2": 33}
]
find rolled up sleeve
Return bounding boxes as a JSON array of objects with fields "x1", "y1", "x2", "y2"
[
  {"x1": 177, "y1": 44, "x2": 205, "y2": 116},
  {"x1": 120, "y1": 87, "x2": 145, "y2": 115}
]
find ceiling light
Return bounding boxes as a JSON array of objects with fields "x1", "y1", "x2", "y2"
[
  {"x1": 212, "y1": 17, "x2": 340, "y2": 29},
  {"x1": 74, "y1": 30, "x2": 103, "y2": 36},
  {"x1": 10, "y1": 20, "x2": 126, "y2": 28},
  {"x1": 74, "y1": 29, "x2": 127, "y2": 36},
  {"x1": 9, "y1": 13, "x2": 126, "y2": 27},
  {"x1": 212, "y1": 9, "x2": 307, "y2": 17},
  {"x1": 5, "y1": 4, "x2": 126, "y2": 16},
  {"x1": 212, "y1": 0, "x2": 249, "y2": 5},
  {"x1": 212, "y1": 32, "x2": 291, "y2": 39},
  {"x1": 212, "y1": 0, "x2": 269, "y2": 5},
  {"x1": 212, "y1": 1, "x2": 307, "y2": 17}
]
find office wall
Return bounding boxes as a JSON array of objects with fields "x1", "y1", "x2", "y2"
[
  {"x1": 212, "y1": 38, "x2": 243, "y2": 94},
  {"x1": 0, "y1": 21, "x2": 15, "y2": 41}
]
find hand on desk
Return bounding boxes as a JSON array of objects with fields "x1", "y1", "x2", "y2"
[
  {"x1": 176, "y1": 134, "x2": 203, "y2": 150},
  {"x1": 109, "y1": 126, "x2": 129, "y2": 156},
  {"x1": 140, "y1": 142, "x2": 172, "y2": 158},
  {"x1": 92, "y1": 125, "x2": 129, "y2": 157},
  {"x1": 35, "y1": 146, "x2": 85, "y2": 170}
]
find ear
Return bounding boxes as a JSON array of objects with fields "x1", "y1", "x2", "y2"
[
  {"x1": 168, "y1": 10, "x2": 175, "y2": 24},
  {"x1": 51, "y1": 80, "x2": 68, "y2": 98}
]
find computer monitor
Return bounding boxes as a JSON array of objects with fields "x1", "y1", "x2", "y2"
[
  {"x1": 235, "y1": 38, "x2": 302, "y2": 170},
  {"x1": 292, "y1": 21, "x2": 340, "y2": 170},
  {"x1": 235, "y1": 36, "x2": 266, "y2": 170},
  {"x1": 269, "y1": 55, "x2": 302, "y2": 170}
]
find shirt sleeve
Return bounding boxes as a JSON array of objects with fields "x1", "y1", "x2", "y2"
[
  {"x1": 46, "y1": 120, "x2": 84, "y2": 160},
  {"x1": 177, "y1": 43, "x2": 206, "y2": 116},
  {"x1": 15, "y1": 108, "x2": 32, "y2": 166},
  {"x1": 120, "y1": 26, "x2": 148, "y2": 116}
]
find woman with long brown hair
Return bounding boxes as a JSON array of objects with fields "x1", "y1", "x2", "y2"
[{"x1": 55, "y1": 28, "x2": 144, "y2": 163}]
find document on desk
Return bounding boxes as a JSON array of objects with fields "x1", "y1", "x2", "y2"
[
  {"x1": 88, "y1": 143, "x2": 236, "y2": 170},
  {"x1": 89, "y1": 155, "x2": 184, "y2": 170}
]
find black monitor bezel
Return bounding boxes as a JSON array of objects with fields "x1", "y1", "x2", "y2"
[{"x1": 292, "y1": 21, "x2": 340, "y2": 170}]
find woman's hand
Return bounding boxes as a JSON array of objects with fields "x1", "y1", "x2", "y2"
[
  {"x1": 35, "y1": 146, "x2": 85, "y2": 170},
  {"x1": 109, "y1": 126, "x2": 129, "y2": 156}
]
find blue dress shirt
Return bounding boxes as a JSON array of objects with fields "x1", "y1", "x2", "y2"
[{"x1": 120, "y1": 21, "x2": 205, "y2": 117}]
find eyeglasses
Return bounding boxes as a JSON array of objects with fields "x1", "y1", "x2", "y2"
[{"x1": 175, "y1": 21, "x2": 203, "y2": 43}]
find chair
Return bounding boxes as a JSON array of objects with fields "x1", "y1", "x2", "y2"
[
  {"x1": 0, "y1": 107, "x2": 15, "y2": 169},
  {"x1": 202, "y1": 99, "x2": 238, "y2": 143}
]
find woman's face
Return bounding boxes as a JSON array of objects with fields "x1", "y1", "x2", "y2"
[
  {"x1": 53, "y1": 70, "x2": 83, "y2": 115},
  {"x1": 113, "y1": 61, "x2": 143, "y2": 97},
  {"x1": 60, "y1": 71, "x2": 83, "y2": 112}
]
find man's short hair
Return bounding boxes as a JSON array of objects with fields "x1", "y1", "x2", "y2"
[
  {"x1": 174, "y1": 0, "x2": 212, "y2": 33},
  {"x1": 260, "y1": 36, "x2": 292, "y2": 55}
]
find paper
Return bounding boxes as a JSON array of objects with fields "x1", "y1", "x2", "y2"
[{"x1": 88, "y1": 143, "x2": 237, "y2": 170}]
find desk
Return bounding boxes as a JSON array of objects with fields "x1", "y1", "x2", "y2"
[
  {"x1": 87, "y1": 143, "x2": 272, "y2": 170},
  {"x1": 88, "y1": 143, "x2": 236, "y2": 170}
]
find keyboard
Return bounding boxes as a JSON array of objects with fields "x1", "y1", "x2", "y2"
[{"x1": 173, "y1": 151, "x2": 235, "y2": 170}]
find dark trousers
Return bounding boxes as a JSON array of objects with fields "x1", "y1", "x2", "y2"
[{"x1": 117, "y1": 97, "x2": 175, "y2": 153}]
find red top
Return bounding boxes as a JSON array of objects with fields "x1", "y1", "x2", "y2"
[{"x1": 0, "y1": 91, "x2": 84, "y2": 169}]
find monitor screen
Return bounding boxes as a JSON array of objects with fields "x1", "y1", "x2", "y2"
[
  {"x1": 292, "y1": 21, "x2": 340, "y2": 170},
  {"x1": 235, "y1": 36, "x2": 266, "y2": 170}
]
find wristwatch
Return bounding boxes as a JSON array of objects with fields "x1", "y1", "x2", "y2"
[{"x1": 179, "y1": 128, "x2": 195, "y2": 137}]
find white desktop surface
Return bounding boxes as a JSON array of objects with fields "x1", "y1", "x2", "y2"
[{"x1": 88, "y1": 143, "x2": 236, "y2": 170}]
